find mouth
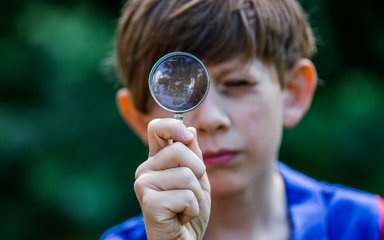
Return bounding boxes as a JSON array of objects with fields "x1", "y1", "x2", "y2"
[{"x1": 203, "y1": 150, "x2": 238, "y2": 166}]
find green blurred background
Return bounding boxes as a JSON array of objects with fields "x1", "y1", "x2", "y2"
[{"x1": 1, "y1": 0, "x2": 383, "y2": 239}]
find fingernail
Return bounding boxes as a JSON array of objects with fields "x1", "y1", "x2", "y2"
[{"x1": 184, "y1": 130, "x2": 194, "y2": 140}]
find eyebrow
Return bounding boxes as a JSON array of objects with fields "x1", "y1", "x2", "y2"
[{"x1": 210, "y1": 61, "x2": 249, "y2": 80}]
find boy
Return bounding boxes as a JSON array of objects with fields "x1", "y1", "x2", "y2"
[{"x1": 102, "y1": 0, "x2": 384, "y2": 239}]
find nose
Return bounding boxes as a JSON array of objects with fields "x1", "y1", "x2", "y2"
[{"x1": 189, "y1": 86, "x2": 231, "y2": 134}]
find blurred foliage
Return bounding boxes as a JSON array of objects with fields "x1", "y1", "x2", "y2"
[{"x1": 1, "y1": 0, "x2": 383, "y2": 239}]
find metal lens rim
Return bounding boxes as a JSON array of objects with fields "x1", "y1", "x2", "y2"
[{"x1": 148, "y1": 51, "x2": 210, "y2": 113}]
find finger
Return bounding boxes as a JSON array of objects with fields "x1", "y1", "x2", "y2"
[
  {"x1": 136, "y1": 142, "x2": 206, "y2": 180},
  {"x1": 185, "y1": 127, "x2": 202, "y2": 160},
  {"x1": 185, "y1": 127, "x2": 211, "y2": 194},
  {"x1": 147, "y1": 118, "x2": 194, "y2": 156},
  {"x1": 141, "y1": 189, "x2": 199, "y2": 224},
  {"x1": 199, "y1": 173, "x2": 211, "y2": 195},
  {"x1": 134, "y1": 167, "x2": 204, "y2": 202}
]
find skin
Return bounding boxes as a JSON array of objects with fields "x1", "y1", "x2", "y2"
[{"x1": 117, "y1": 57, "x2": 317, "y2": 240}]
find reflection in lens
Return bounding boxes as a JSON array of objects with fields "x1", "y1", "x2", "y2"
[{"x1": 149, "y1": 53, "x2": 209, "y2": 113}]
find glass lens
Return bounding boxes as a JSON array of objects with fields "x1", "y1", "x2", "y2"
[{"x1": 149, "y1": 52, "x2": 209, "y2": 113}]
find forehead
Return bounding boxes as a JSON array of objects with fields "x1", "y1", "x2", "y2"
[
  {"x1": 207, "y1": 57, "x2": 246, "y2": 77},
  {"x1": 207, "y1": 57, "x2": 278, "y2": 81}
]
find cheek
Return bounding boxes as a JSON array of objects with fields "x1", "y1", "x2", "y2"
[
  {"x1": 237, "y1": 103, "x2": 282, "y2": 138},
  {"x1": 233, "y1": 90, "x2": 284, "y2": 127},
  {"x1": 233, "y1": 90, "x2": 284, "y2": 153}
]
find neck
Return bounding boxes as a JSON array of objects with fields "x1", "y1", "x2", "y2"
[{"x1": 205, "y1": 165, "x2": 289, "y2": 239}]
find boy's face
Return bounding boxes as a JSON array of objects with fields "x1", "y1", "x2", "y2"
[{"x1": 145, "y1": 57, "x2": 286, "y2": 196}]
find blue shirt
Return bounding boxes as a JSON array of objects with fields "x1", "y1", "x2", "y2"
[{"x1": 101, "y1": 162, "x2": 383, "y2": 240}]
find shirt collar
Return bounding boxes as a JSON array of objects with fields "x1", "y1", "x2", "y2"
[{"x1": 278, "y1": 162, "x2": 327, "y2": 240}]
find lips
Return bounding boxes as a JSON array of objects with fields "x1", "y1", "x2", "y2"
[{"x1": 203, "y1": 150, "x2": 238, "y2": 166}]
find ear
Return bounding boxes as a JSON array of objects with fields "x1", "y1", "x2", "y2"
[
  {"x1": 283, "y1": 58, "x2": 317, "y2": 128},
  {"x1": 116, "y1": 88, "x2": 149, "y2": 144}
]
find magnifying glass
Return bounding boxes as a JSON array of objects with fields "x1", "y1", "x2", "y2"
[{"x1": 149, "y1": 52, "x2": 210, "y2": 123}]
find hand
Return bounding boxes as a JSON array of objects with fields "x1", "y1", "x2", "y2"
[{"x1": 134, "y1": 118, "x2": 211, "y2": 240}]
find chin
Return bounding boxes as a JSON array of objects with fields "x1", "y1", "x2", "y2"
[{"x1": 207, "y1": 170, "x2": 246, "y2": 198}]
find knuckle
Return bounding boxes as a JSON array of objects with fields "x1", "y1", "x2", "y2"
[
  {"x1": 138, "y1": 189, "x2": 164, "y2": 213},
  {"x1": 184, "y1": 190, "x2": 197, "y2": 205},
  {"x1": 134, "y1": 181, "x2": 162, "y2": 214},
  {"x1": 134, "y1": 166, "x2": 143, "y2": 180},
  {"x1": 133, "y1": 179, "x2": 143, "y2": 195},
  {"x1": 177, "y1": 168, "x2": 197, "y2": 188},
  {"x1": 135, "y1": 157, "x2": 154, "y2": 180},
  {"x1": 170, "y1": 143, "x2": 206, "y2": 178},
  {"x1": 171, "y1": 141, "x2": 186, "y2": 152},
  {"x1": 141, "y1": 193, "x2": 157, "y2": 211},
  {"x1": 147, "y1": 119, "x2": 160, "y2": 130},
  {"x1": 193, "y1": 160, "x2": 206, "y2": 178},
  {"x1": 147, "y1": 119, "x2": 163, "y2": 136},
  {"x1": 170, "y1": 142, "x2": 189, "y2": 158},
  {"x1": 197, "y1": 162, "x2": 206, "y2": 179},
  {"x1": 135, "y1": 163, "x2": 147, "y2": 180},
  {"x1": 134, "y1": 174, "x2": 150, "y2": 194},
  {"x1": 179, "y1": 167, "x2": 195, "y2": 179}
]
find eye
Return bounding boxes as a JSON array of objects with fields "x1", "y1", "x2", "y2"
[
  {"x1": 223, "y1": 79, "x2": 256, "y2": 88},
  {"x1": 219, "y1": 79, "x2": 257, "y2": 96}
]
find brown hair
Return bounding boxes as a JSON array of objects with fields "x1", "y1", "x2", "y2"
[{"x1": 116, "y1": 0, "x2": 316, "y2": 113}]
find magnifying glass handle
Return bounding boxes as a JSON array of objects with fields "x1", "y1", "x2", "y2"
[{"x1": 174, "y1": 112, "x2": 184, "y2": 123}]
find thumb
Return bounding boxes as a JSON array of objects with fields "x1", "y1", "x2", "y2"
[{"x1": 186, "y1": 127, "x2": 202, "y2": 160}]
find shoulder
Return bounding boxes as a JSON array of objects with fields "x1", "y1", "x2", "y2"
[
  {"x1": 321, "y1": 182, "x2": 380, "y2": 239},
  {"x1": 278, "y1": 162, "x2": 382, "y2": 240},
  {"x1": 100, "y1": 214, "x2": 147, "y2": 240}
]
